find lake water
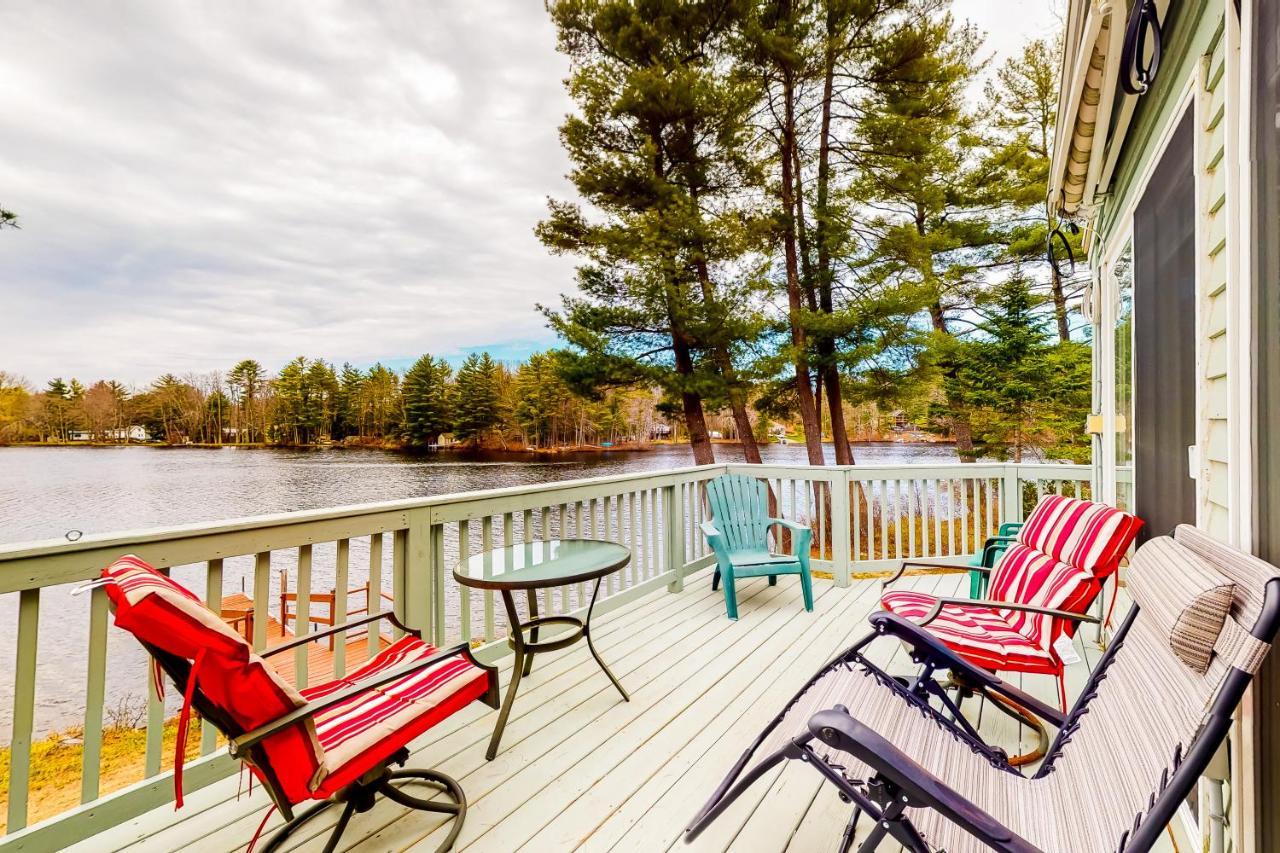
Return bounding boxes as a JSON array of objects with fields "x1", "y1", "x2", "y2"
[{"x1": 0, "y1": 441, "x2": 965, "y2": 741}]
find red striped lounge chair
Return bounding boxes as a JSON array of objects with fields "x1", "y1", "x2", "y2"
[
  {"x1": 98, "y1": 555, "x2": 499, "y2": 853},
  {"x1": 880, "y1": 495, "x2": 1142, "y2": 720},
  {"x1": 685, "y1": 525, "x2": 1280, "y2": 852}
]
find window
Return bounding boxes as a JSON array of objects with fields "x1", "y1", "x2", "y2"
[{"x1": 1113, "y1": 240, "x2": 1135, "y2": 511}]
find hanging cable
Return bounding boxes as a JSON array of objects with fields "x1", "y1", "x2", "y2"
[
  {"x1": 1120, "y1": 0, "x2": 1164, "y2": 96},
  {"x1": 1048, "y1": 223, "x2": 1077, "y2": 280}
]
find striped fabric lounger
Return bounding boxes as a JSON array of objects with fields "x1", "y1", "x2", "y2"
[{"x1": 685, "y1": 525, "x2": 1280, "y2": 853}]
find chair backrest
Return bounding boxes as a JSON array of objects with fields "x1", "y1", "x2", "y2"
[
  {"x1": 1039, "y1": 527, "x2": 1280, "y2": 851},
  {"x1": 983, "y1": 496, "x2": 1142, "y2": 651},
  {"x1": 705, "y1": 474, "x2": 771, "y2": 553},
  {"x1": 1016, "y1": 494, "x2": 1143, "y2": 579},
  {"x1": 102, "y1": 555, "x2": 323, "y2": 805}
]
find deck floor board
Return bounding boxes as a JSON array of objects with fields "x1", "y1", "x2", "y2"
[{"x1": 68, "y1": 569, "x2": 1175, "y2": 853}]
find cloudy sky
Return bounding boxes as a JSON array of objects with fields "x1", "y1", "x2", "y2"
[{"x1": 0, "y1": 1, "x2": 1060, "y2": 387}]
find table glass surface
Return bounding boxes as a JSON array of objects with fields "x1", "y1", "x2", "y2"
[{"x1": 453, "y1": 538, "x2": 631, "y2": 589}]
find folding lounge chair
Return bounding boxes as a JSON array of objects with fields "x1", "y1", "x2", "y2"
[
  {"x1": 880, "y1": 495, "x2": 1142, "y2": 717},
  {"x1": 97, "y1": 555, "x2": 500, "y2": 853},
  {"x1": 685, "y1": 525, "x2": 1279, "y2": 852}
]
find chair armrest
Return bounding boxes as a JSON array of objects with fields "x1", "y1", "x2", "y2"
[
  {"x1": 231, "y1": 641, "x2": 486, "y2": 756},
  {"x1": 260, "y1": 610, "x2": 415, "y2": 658},
  {"x1": 805, "y1": 709, "x2": 1040, "y2": 852},
  {"x1": 767, "y1": 518, "x2": 809, "y2": 534},
  {"x1": 881, "y1": 559, "x2": 973, "y2": 589},
  {"x1": 700, "y1": 520, "x2": 721, "y2": 539},
  {"x1": 919, "y1": 598, "x2": 1100, "y2": 629},
  {"x1": 867, "y1": 611, "x2": 1066, "y2": 727}
]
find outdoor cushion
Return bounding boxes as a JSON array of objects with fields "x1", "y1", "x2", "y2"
[
  {"x1": 304, "y1": 635, "x2": 492, "y2": 796},
  {"x1": 879, "y1": 589, "x2": 1059, "y2": 673},
  {"x1": 103, "y1": 556, "x2": 324, "y2": 802},
  {"x1": 1127, "y1": 535, "x2": 1235, "y2": 674},
  {"x1": 883, "y1": 544, "x2": 1099, "y2": 669},
  {"x1": 1016, "y1": 494, "x2": 1143, "y2": 577}
]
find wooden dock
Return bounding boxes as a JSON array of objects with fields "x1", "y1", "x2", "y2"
[{"x1": 218, "y1": 592, "x2": 391, "y2": 687}]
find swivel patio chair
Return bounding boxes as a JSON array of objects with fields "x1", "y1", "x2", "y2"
[
  {"x1": 881, "y1": 495, "x2": 1141, "y2": 716},
  {"x1": 968, "y1": 521, "x2": 1022, "y2": 598},
  {"x1": 686, "y1": 525, "x2": 1280, "y2": 853},
  {"x1": 701, "y1": 473, "x2": 814, "y2": 620},
  {"x1": 97, "y1": 555, "x2": 499, "y2": 853}
]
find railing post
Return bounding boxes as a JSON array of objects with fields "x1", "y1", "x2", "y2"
[
  {"x1": 831, "y1": 469, "x2": 852, "y2": 588},
  {"x1": 664, "y1": 482, "x2": 685, "y2": 592},
  {"x1": 395, "y1": 509, "x2": 433, "y2": 640},
  {"x1": 1000, "y1": 464, "x2": 1023, "y2": 526}
]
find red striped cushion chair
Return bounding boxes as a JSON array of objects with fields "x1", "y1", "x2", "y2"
[
  {"x1": 881, "y1": 496, "x2": 1142, "y2": 716},
  {"x1": 100, "y1": 555, "x2": 498, "y2": 853}
]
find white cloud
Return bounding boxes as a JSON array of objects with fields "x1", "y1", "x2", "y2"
[
  {"x1": 0, "y1": 1, "x2": 577, "y2": 385},
  {"x1": 0, "y1": 1, "x2": 1056, "y2": 388}
]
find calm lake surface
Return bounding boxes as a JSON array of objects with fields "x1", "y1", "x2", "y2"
[{"x1": 0, "y1": 442, "x2": 965, "y2": 740}]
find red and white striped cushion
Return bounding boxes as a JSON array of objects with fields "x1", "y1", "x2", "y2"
[
  {"x1": 304, "y1": 635, "x2": 491, "y2": 796},
  {"x1": 103, "y1": 556, "x2": 324, "y2": 803},
  {"x1": 987, "y1": 544, "x2": 1100, "y2": 651},
  {"x1": 1016, "y1": 495, "x2": 1142, "y2": 578},
  {"x1": 880, "y1": 590, "x2": 1058, "y2": 673}
]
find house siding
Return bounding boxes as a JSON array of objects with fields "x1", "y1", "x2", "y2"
[{"x1": 1199, "y1": 19, "x2": 1231, "y2": 538}]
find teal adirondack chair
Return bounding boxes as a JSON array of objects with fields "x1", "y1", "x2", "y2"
[
  {"x1": 969, "y1": 522, "x2": 1023, "y2": 598},
  {"x1": 700, "y1": 474, "x2": 814, "y2": 620}
]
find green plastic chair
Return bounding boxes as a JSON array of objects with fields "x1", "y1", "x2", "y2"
[
  {"x1": 968, "y1": 522, "x2": 1023, "y2": 598},
  {"x1": 700, "y1": 474, "x2": 814, "y2": 620}
]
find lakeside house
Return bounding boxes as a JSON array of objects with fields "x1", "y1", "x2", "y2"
[{"x1": 1049, "y1": 0, "x2": 1278, "y2": 847}]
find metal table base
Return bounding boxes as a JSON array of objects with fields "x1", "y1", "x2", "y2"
[{"x1": 485, "y1": 575, "x2": 629, "y2": 760}]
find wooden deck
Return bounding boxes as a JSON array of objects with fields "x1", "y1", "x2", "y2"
[{"x1": 70, "y1": 570, "x2": 1174, "y2": 853}]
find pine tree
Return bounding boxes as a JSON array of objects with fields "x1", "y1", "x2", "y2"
[
  {"x1": 939, "y1": 273, "x2": 1089, "y2": 462},
  {"x1": 402, "y1": 355, "x2": 453, "y2": 446},
  {"x1": 851, "y1": 13, "x2": 997, "y2": 461},
  {"x1": 335, "y1": 363, "x2": 365, "y2": 439},
  {"x1": 453, "y1": 353, "x2": 501, "y2": 445},
  {"x1": 539, "y1": 0, "x2": 767, "y2": 466},
  {"x1": 227, "y1": 359, "x2": 266, "y2": 443}
]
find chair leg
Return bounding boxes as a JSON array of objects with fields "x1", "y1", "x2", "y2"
[
  {"x1": 768, "y1": 574, "x2": 777, "y2": 586},
  {"x1": 799, "y1": 565, "x2": 814, "y2": 612},
  {"x1": 378, "y1": 769, "x2": 468, "y2": 853},
  {"x1": 712, "y1": 566, "x2": 721, "y2": 591},
  {"x1": 259, "y1": 800, "x2": 340, "y2": 853},
  {"x1": 837, "y1": 806, "x2": 862, "y2": 853},
  {"x1": 723, "y1": 572, "x2": 739, "y2": 620},
  {"x1": 1057, "y1": 672, "x2": 1068, "y2": 713}
]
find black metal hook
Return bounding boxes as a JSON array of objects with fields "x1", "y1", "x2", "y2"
[
  {"x1": 1121, "y1": 0, "x2": 1163, "y2": 96},
  {"x1": 1047, "y1": 225, "x2": 1076, "y2": 279}
]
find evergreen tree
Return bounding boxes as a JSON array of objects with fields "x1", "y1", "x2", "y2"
[
  {"x1": 453, "y1": 353, "x2": 501, "y2": 445},
  {"x1": 0, "y1": 205, "x2": 17, "y2": 230},
  {"x1": 335, "y1": 363, "x2": 365, "y2": 439},
  {"x1": 939, "y1": 273, "x2": 1088, "y2": 462},
  {"x1": 851, "y1": 12, "x2": 995, "y2": 461},
  {"x1": 986, "y1": 36, "x2": 1079, "y2": 342},
  {"x1": 402, "y1": 355, "x2": 453, "y2": 446},
  {"x1": 539, "y1": 0, "x2": 766, "y2": 466},
  {"x1": 227, "y1": 359, "x2": 266, "y2": 443}
]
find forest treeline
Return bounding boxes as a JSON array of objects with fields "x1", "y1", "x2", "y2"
[
  {"x1": 0, "y1": 354, "x2": 667, "y2": 449},
  {"x1": 535, "y1": 0, "x2": 1090, "y2": 465}
]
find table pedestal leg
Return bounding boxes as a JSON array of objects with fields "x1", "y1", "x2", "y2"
[
  {"x1": 486, "y1": 590, "x2": 526, "y2": 761},
  {"x1": 585, "y1": 577, "x2": 629, "y2": 702},
  {"x1": 523, "y1": 589, "x2": 538, "y2": 678}
]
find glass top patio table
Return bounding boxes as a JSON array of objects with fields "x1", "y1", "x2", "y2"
[{"x1": 453, "y1": 538, "x2": 631, "y2": 591}]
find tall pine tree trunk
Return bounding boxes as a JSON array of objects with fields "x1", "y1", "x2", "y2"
[
  {"x1": 779, "y1": 65, "x2": 825, "y2": 467},
  {"x1": 815, "y1": 21, "x2": 853, "y2": 466},
  {"x1": 672, "y1": 329, "x2": 715, "y2": 465},
  {"x1": 1050, "y1": 263, "x2": 1070, "y2": 342}
]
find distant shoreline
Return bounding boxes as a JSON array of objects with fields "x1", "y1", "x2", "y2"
[{"x1": 0, "y1": 436, "x2": 951, "y2": 451}]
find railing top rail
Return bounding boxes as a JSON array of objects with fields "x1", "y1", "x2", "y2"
[{"x1": 0, "y1": 460, "x2": 1092, "y2": 571}]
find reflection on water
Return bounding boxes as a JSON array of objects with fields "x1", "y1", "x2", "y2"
[{"x1": 0, "y1": 442, "x2": 962, "y2": 739}]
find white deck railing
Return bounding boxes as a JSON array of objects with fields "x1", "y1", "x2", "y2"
[{"x1": 0, "y1": 460, "x2": 1090, "y2": 850}]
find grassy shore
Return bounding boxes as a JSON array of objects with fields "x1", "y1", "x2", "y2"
[{"x1": 0, "y1": 718, "x2": 205, "y2": 833}]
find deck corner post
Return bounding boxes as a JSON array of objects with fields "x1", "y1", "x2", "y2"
[
  {"x1": 395, "y1": 510, "x2": 434, "y2": 640},
  {"x1": 1001, "y1": 464, "x2": 1023, "y2": 527},
  {"x1": 664, "y1": 481, "x2": 685, "y2": 593},
  {"x1": 832, "y1": 469, "x2": 852, "y2": 588}
]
